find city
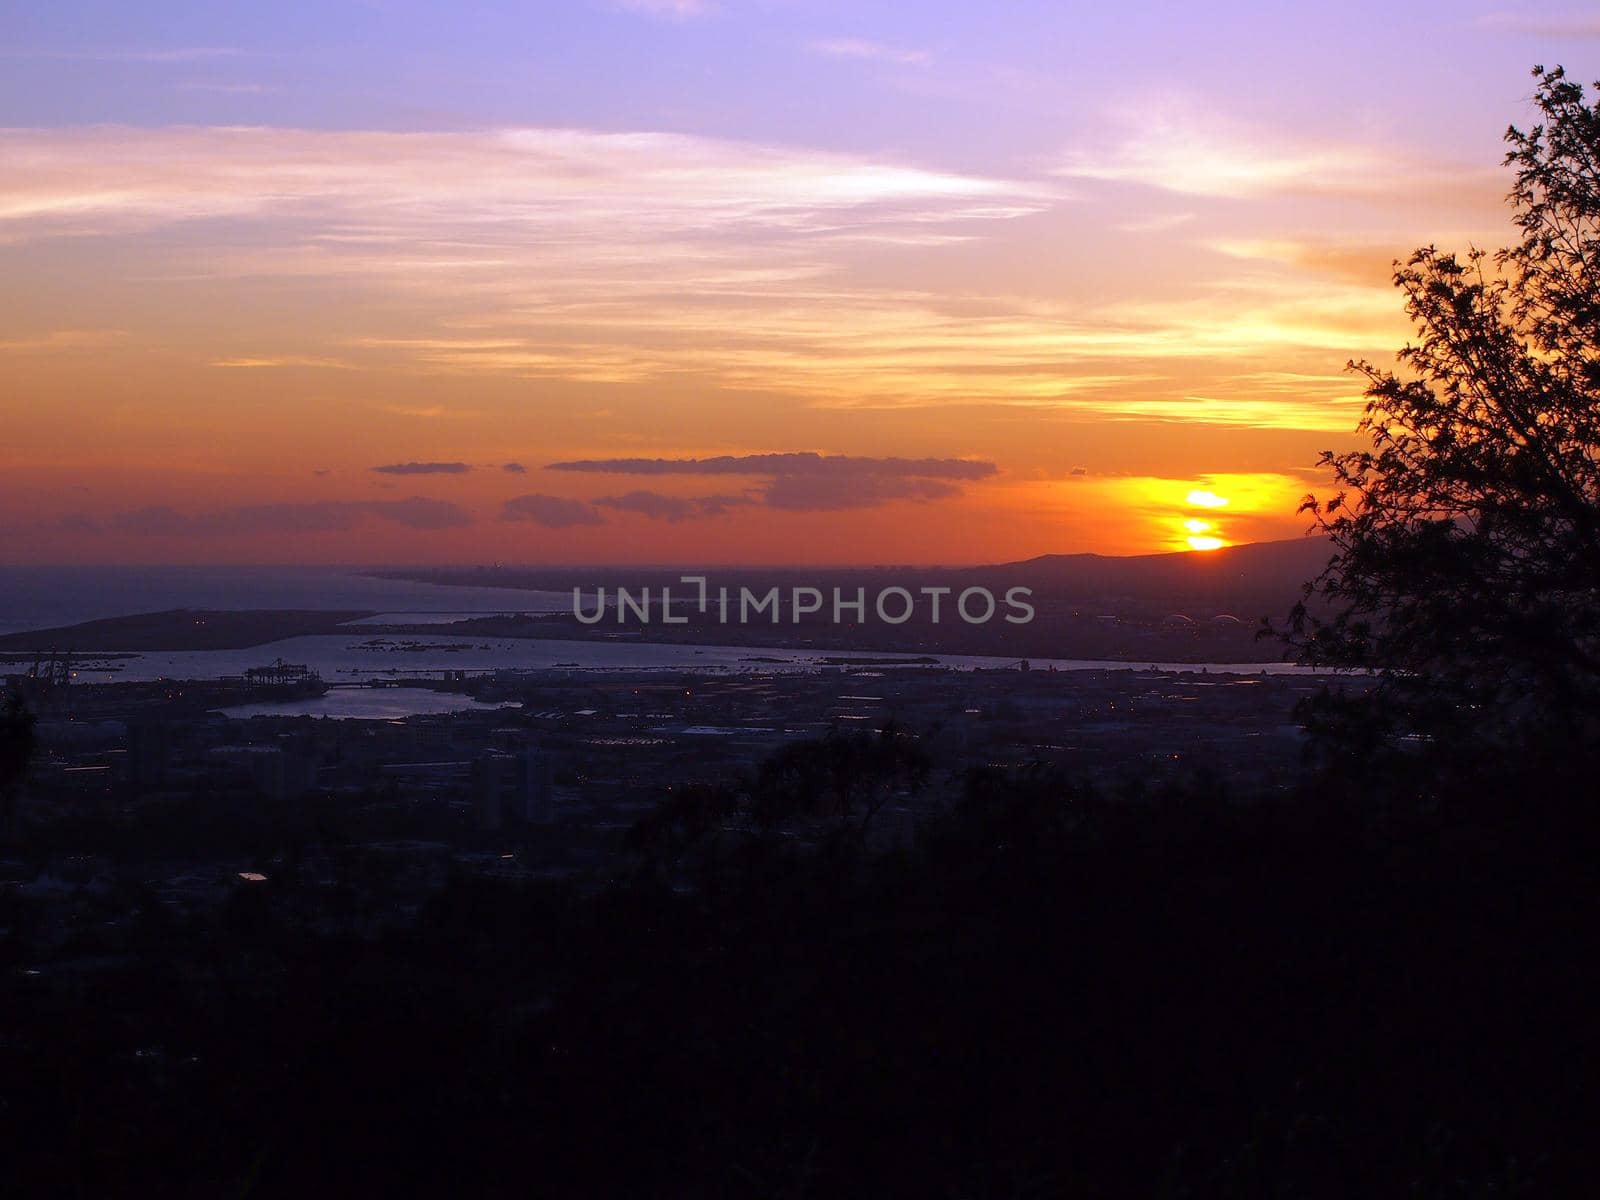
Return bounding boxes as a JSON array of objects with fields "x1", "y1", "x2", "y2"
[{"x1": 5, "y1": 654, "x2": 1339, "y2": 967}]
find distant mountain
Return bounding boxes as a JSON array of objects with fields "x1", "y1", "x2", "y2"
[
  {"x1": 382, "y1": 536, "x2": 1334, "y2": 616},
  {"x1": 344, "y1": 539, "x2": 1342, "y2": 661},
  {"x1": 985, "y1": 535, "x2": 1333, "y2": 586},
  {"x1": 956, "y1": 536, "x2": 1335, "y2": 617}
]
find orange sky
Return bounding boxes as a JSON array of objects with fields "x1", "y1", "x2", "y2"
[{"x1": 2, "y1": 4, "x2": 1589, "y2": 564}]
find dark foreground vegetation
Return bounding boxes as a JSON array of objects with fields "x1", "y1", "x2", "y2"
[{"x1": 2, "y1": 743, "x2": 1598, "y2": 1197}]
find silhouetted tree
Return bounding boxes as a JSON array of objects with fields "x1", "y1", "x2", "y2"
[
  {"x1": 624, "y1": 779, "x2": 741, "y2": 855},
  {"x1": 1294, "y1": 66, "x2": 1600, "y2": 767},
  {"x1": 750, "y1": 722, "x2": 930, "y2": 836}
]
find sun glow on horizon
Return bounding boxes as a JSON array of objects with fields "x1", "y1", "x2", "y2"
[
  {"x1": 2, "y1": 0, "x2": 1483, "y2": 567},
  {"x1": 1069, "y1": 473, "x2": 1307, "y2": 557},
  {"x1": 1181, "y1": 488, "x2": 1232, "y2": 550}
]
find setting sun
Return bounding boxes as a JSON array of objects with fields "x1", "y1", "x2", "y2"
[{"x1": 1186, "y1": 490, "x2": 1231, "y2": 509}]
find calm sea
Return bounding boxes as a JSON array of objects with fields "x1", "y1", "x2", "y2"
[
  {"x1": 0, "y1": 566, "x2": 572, "y2": 636},
  {"x1": 0, "y1": 565, "x2": 1332, "y2": 683}
]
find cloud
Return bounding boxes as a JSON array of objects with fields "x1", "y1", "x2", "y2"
[
  {"x1": 1205, "y1": 236, "x2": 1410, "y2": 285},
  {"x1": 0, "y1": 120, "x2": 1425, "y2": 431},
  {"x1": 552, "y1": 452, "x2": 995, "y2": 512},
  {"x1": 110, "y1": 497, "x2": 472, "y2": 536},
  {"x1": 0, "y1": 123, "x2": 1093, "y2": 417},
  {"x1": 693, "y1": 493, "x2": 755, "y2": 517},
  {"x1": 594, "y1": 491, "x2": 697, "y2": 522},
  {"x1": 341, "y1": 274, "x2": 1392, "y2": 424},
  {"x1": 810, "y1": 38, "x2": 931, "y2": 66},
  {"x1": 209, "y1": 355, "x2": 353, "y2": 369},
  {"x1": 1056, "y1": 104, "x2": 1483, "y2": 201},
  {"x1": 0, "y1": 329, "x2": 127, "y2": 352},
  {"x1": 592, "y1": 490, "x2": 754, "y2": 521},
  {"x1": 1111, "y1": 212, "x2": 1196, "y2": 235},
  {"x1": 371, "y1": 461, "x2": 471, "y2": 475},
  {"x1": 502, "y1": 462, "x2": 528, "y2": 474},
  {"x1": 762, "y1": 475, "x2": 960, "y2": 511},
  {"x1": 546, "y1": 452, "x2": 998, "y2": 480},
  {"x1": 1059, "y1": 119, "x2": 1383, "y2": 199},
  {"x1": 0, "y1": 513, "x2": 104, "y2": 538},
  {"x1": 0, "y1": 124, "x2": 1028, "y2": 240},
  {"x1": 500, "y1": 493, "x2": 604, "y2": 528},
  {"x1": 25, "y1": 513, "x2": 101, "y2": 535}
]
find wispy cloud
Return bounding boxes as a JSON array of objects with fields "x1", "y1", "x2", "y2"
[
  {"x1": 1059, "y1": 118, "x2": 1382, "y2": 199},
  {"x1": 0, "y1": 122, "x2": 1418, "y2": 430},
  {"x1": 547, "y1": 452, "x2": 997, "y2": 479},
  {"x1": 1056, "y1": 103, "x2": 1487, "y2": 201},
  {"x1": 209, "y1": 355, "x2": 353, "y2": 369},
  {"x1": 110, "y1": 497, "x2": 471, "y2": 536},
  {"x1": 371, "y1": 461, "x2": 471, "y2": 475},
  {"x1": 763, "y1": 475, "x2": 960, "y2": 510},
  {"x1": 593, "y1": 490, "x2": 748, "y2": 521},
  {"x1": 425, "y1": 277, "x2": 1390, "y2": 427},
  {"x1": 554, "y1": 452, "x2": 996, "y2": 512},
  {"x1": 1206, "y1": 236, "x2": 1410, "y2": 285},
  {"x1": 0, "y1": 124, "x2": 1028, "y2": 238},
  {"x1": 0, "y1": 329, "x2": 127, "y2": 352},
  {"x1": 1111, "y1": 211, "x2": 1196, "y2": 235},
  {"x1": 810, "y1": 38, "x2": 931, "y2": 66},
  {"x1": 500, "y1": 494, "x2": 604, "y2": 528}
]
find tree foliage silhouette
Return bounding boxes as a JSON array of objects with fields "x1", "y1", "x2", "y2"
[{"x1": 1294, "y1": 66, "x2": 1600, "y2": 764}]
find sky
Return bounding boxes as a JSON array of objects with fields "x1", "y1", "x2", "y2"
[{"x1": 2, "y1": 1, "x2": 1598, "y2": 565}]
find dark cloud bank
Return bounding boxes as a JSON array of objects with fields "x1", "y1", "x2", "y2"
[
  {"x1": 521, "y1": 452, "x2": 998, "y2": 523},
  {"x1": 546, "y1": 453, "x2": 996, "y2": 481},
  {"x1": 371, "y1": 462, "x2": 472, "y2": 476},
  {"x1": 500, "y1": 494, "x2": 605, "y2": 529},
  {"x1": 111, "y1": 497, "x2": 472, "y2": 535}
]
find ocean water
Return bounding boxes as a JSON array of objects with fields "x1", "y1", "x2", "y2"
[
  {"x1": 0, "y1": 565, "x2": 1334, "y2": 682},
  {"x1": 0, "y1": 565, "x2": 572, "y2": 635},
  {"x1": 57, "y1": 633, "x2": 1325, "y2": 683}
]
